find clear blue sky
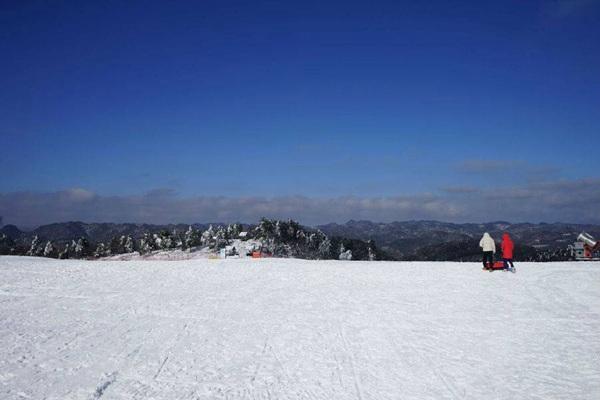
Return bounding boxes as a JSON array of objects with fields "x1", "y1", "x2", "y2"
[{"x1": 1, "y1": 1, "x2": 600, "y2": 225}]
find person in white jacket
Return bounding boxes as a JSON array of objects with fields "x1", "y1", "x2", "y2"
[{"x1": 479, "y1": 232, "x2": 496, "y2": 269}]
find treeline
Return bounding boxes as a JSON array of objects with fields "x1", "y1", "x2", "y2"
[
  {"x1": 1, "y1": 223, "x2": 247, "y2": 259},
  {"x1": 0, "y1": 219, "x2": 385, "y2": 261},
  {"x1": 2, "y1": 218, "x2": 572, "y2": 262},
  {"x1": 253, "y1": 219, "x2": 386, "y2": 260}
]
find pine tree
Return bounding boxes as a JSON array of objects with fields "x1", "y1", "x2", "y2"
[
  {"x1": 367, "y1": 240, "x2": 376, "y2": 261},
  {"x1": 158, "y1": 230, "x2": 173, "y2": 249},
  {"x1": 110, "y1": 236, "x2": 123, "y2": 255},
  {"x1": 27, "y1": 235, "x2": 42, "y2": 256},
  {"x1": 213, "y1": 226, "x2": 228, "y2": 249},
  {"x1": 184, "y1": 226, "x2": 200, "y2": 250},
  {"x1": 123, "y1": 236, "x2": 134, "y2": 253},
  {"x1": 226, "y1": 223, "x2": 242, "y2": 239},
  {"x1": 58, "y1": 243, "x2": 70, "y2": 259},
  {"x1": 94, "y1": 242, "x2": 110, "y2": 258},
  {"x1": 73, "y1": 238, "x2": 89, "y2": 258},
  {"x1": 201, "y1": 225, "x2": 214, "y2": 247},
  {"x1": 43, "y1": 241, "x2": 55, "y2": 258},
  {"x1": 317, "y1": 235, "x2": 332, "y2": 259},
  {"x1": 139, "y1": 233, "x2": 154, "y2": 254},
  {"x1": 69, "y1": 240, "x2": 78, "y2": 256},
  {"x1": 171, "y1": 228, "x2": 183, "y2": 249},
  {"x1": 256, "y1": 218, "x2": 276, "y2": 240}
]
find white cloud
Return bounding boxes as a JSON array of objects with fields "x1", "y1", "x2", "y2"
[
  {"x1": 1, "y1": 178, "x2": 600, "y2": 227},
  {"x1": 62, "y1": 188, "x2": 96, "y2": 202}
]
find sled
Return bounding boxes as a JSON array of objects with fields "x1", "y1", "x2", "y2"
[
  {"x1": 251, "y1": 251, "x2": 272, "y2": 258},
  {"x1": 492, "y1": 261, "x2": 505, "y2": 270},
  {"x1": 484, "y1": 261, "x2": 516, "y2": 272}
]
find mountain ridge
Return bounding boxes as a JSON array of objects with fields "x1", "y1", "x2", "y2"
[{"x1": 3, "y1": 220, "x2": 598, "y2": 261}]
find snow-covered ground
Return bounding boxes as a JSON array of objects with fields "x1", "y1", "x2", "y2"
[
  {"x1": 1, "y1": 256, "x2": 599, "y2": 400},
  {"x1": 101, "y1": 239, "x2": 261, "y2": 261}
]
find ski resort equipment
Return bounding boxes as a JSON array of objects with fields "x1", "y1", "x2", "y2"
[
  {"x1": 570, "y1": 232, "x2": 600, "y2": 260},
  {"x1": 250, "y1": 247, "x2": 272, "y2": 258},
  {"x1": 578, "y1": 232, "x2": 597, "y2": 247}
]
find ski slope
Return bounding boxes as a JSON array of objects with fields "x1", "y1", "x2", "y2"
[{"x1": 1, "y1": 256, "x2": 599, "y2": 399}]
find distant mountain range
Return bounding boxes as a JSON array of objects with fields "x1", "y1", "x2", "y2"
[
  {"x1": 2, "y1": 220, "x2": 599, "y2": 261},
  {"x1": 316, "y1": 220, "x2": 600, "y2": 261}
]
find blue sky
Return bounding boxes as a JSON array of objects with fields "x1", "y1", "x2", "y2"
[{"x1": 1, "y1": 1, "x2": 600, "y2": 225}]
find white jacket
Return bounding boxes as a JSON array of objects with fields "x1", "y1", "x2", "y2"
[{"x1": 479, "y1": 232, "x2": 496, "y2": 253}]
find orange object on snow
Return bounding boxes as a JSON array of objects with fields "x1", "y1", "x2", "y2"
[{"x1": 491, "y1": 261, "x2": 506, "y2": 270}]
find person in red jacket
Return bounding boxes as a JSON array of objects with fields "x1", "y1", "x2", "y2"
[{"x1": 501, "y1": 233, "x2": 515, "y2": 271}]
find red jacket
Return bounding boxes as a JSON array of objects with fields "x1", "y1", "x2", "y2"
[{"x1": 501, "y1": 233, "x2": 514, "y2": 259}]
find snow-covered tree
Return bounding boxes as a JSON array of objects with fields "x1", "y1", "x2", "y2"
[
  {"x1": 27, "y1": 235, "x2": 44, "y2": 256},
  {"x1": 107, "y1": 235, "x2": 134, "y2": 255},
  {"x1": 226, "y1": 223, "x2": 242, "y2": 239},
  {"x1": 255, "y1": 218, "x2": 332, "y2": 259},
  {"x1": 152, "y1": 233, "x2": 162, "y2": 249},
  {"x1": 58, "y1": 244, "x2": 70, "y2": 259},
  {"x1": 184, "y1": 226, "x2": 200, "y2": 250},
  {"x1": 72, "y1": 238, "x2": 90, "y2": 258},
  {"x1": 273, "y1": 242, "x2": 293, "y2": 257},
  {"x1": 69, "y1": 240, "x2": 78, "y2": 256},
  {"x1": 339, "y1": 244, "x2": 352, "y2": 261},
  {"x1": 43, "y1": 241, "x2": 55, "y2": 258},
  {"x1": 367, "y1": 240, "x2": 376, "y2": 261},
  {"x1": 317, "y1": 236, "x2": 332, "y2": 259},
  {"x1": 94, "y1": 242, "x2": 110, "y2": 258},
  {"x1": 201, "y1": 225, "x2": 215, "y2": 247},
  {"x1": 139, "y1": 233, "x2": 154, "y2": 254},
  {"x1": 123, "y1": 235, "x2": 134, "y2": 253},
  {"x1": 171, "y1": 229, "x2": 183, "y2": 249},
  {"x1": 306, "y1": 230, "x2": 331, "y2": 259},
  {"x1": 256, "y1": 218, "x2": 276, "y2": 240},
  {"x1": 157, "y1": 230, "x2": 174, "y2": 249},
  {"x1": 213, "y1": 226, "x2": 228, "y2": 249}
]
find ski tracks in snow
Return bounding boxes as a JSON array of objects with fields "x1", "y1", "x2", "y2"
[
  {"x1": 0, "y1": 256, "x2": 599, "y2": 399},
  {"x1": 337, "y1": 325, "x2": 364, "y2": 400}
]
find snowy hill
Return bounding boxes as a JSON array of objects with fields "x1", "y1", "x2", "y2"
[{"x1": 1, "y1": 256, "x2": 599, "y2": 399}]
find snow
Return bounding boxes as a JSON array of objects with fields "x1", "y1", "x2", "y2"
[
  {"x1": 102, "y1": 240, "x2": 261, "y2": 261},
  {"x1": 1, "y1": 256, "x2": 599, "y2": 400}
]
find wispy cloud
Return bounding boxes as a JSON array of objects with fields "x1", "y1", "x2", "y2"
[
  {"x1": 440, "y1": 186, "x2": 480, "y2": 194},
  {"x1": 455, "y1": 159, "x2": 561, "y2": 182},
  {"x1": 2, "y1": 178, "x2": 600, "y2": 227},
  {"x1": 455, "y1": 160, "x2": 520, "y2": 174}
]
